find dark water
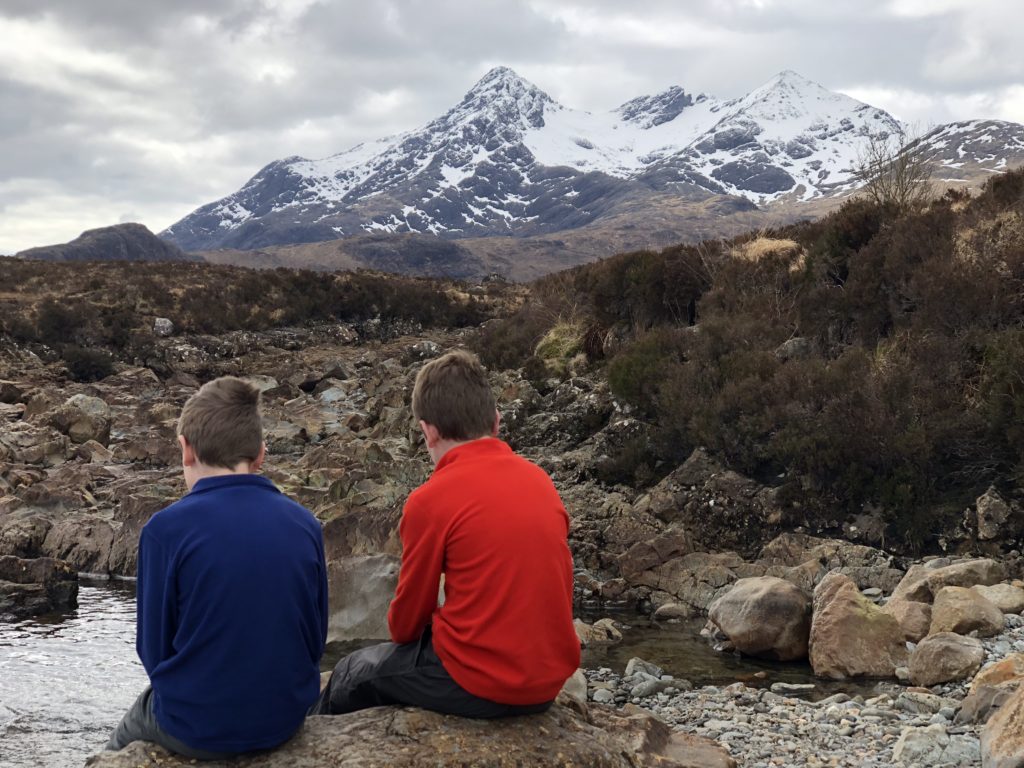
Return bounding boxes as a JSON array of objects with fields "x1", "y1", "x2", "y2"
[{"x1": 1, "y1": 585, "x2": 883, "y2": 768}]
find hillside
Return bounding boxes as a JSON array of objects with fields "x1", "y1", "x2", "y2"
[
  {"x1": 474, "y1": 168, "x2": 1024, "y2": 552},
  {"x1": 15, "y1": 223, "x2": 196, "y2": 264}
]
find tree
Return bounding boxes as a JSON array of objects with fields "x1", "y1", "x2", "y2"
[{"x1": 855, "y1": 130, "x2": 933, "y2": 211}]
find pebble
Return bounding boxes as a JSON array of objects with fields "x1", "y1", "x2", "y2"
[{"x1": 579, "y1": 611, "x2": 1024, "y2": 767}]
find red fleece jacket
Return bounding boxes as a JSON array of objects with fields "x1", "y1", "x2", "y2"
[{"x1": 387, "y1": 438, "x2": 580, "y2": 705}]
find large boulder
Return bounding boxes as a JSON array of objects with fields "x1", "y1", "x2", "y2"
[
  {"x1": 808, "y1": 572, "x2": 908, "y2": 679},
  {"x1": 972, "y1": 583, "x2": 1024, "y2": 615},
  {"x1": 975, "y1": 486, "x2": 1013, "y2": 541},
  {"x1": 85, "y1": 699, "x2": 737, "y2": 768},
  {"x1": 707, "y1": 576, "x2": 810, "y2": 661},
  {"x1": 891, "y1": 723, "x2": 980, "y2": 766},
  {"x1": 982, "y1": 683, "x2": 1024, "y2": 768},
  {"x1": 882, "y1": 598, "x2": 933, "y2": 643},
  {"x1": 326, "y1": 554, "x2": 399, "y2": 643},
  {"x1": 958, "y1": 654, "x2": 1024, "y2": 725},
  {"x1": 929, "y1": 586, "x2": 1005, "y2": 637},
  {"x1": 909, "y1": 632, "x2": 985, "y2": 687},
  {"x1": 892, "y1": 558, "x2": 1005, "y2": 603},
  {"x1": 0, "y1": 555, "x2": 77, "y2": 618}
]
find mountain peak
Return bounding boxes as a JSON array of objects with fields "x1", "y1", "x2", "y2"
[{"x1": 453, "y1": 65, "x2": 554, "y2": 130}]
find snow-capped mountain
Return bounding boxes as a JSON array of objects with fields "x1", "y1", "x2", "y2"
[{"x1": 161, "y1": 68, "x2": 1021, "y2": 252}]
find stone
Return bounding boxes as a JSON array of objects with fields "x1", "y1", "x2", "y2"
[
  {"x1": 0, "y1": 422, "x2": 70, "y2": 466},
  {"x1": 909, "y1": 632, "x2": 985, "y2": 686},
  {"x1": 153, "y1": 317, "x2": 174, "y2": 337},
  {"x1": 976, "y1": 486, "x2": 1012, "y2": 540},
  {"x1": 560, "y1": 669, "x2": 587, "y2": 705},
  {"x1": 882, "y1": 597, "x2": 933, "y2": 642},
  {"x1": 0, "y1": 555, "x2": 77, "y2": 618},
  {"x1": 929, "y1": 585, "x2": 1005, "y2": 637},
  {"x1": 895, "y1": 691, "x2": 950, "y2": 715},
  {"x1": 618, "y1": 527, "x2": 696, "y2": 581},
  {"x1": 85, "y1": 699, "x2": 738, "y2": 768},
  {"x1": 708, "y1": 576, "x2": 811, "y2": 661},
  {"x1": 625, "y1": 657, "x2": 665, "y2": 679},
  {"x1": 593, "y1": 688, "x2": 615, "y2": 704},
  {"x1": 50, "y1": 394, "x2": 113, "y2": 446},
  {"x1": 244, "y1": 375, "x2": 280, "y2": 393},
  {"x1": 982, "y1": 683, "x2": 1024, "y2": 768},
  {"x1": 808, "y1": 572, "x2": 908, "y2": 679},
  {"x1": 958, "y1": 654, "x2": 1024, "y2": 725},
  {"x1": 326, "y1": 554, "x2": 400, "y2": 643},
  {"x1": 654, "y1": 602, "x2": 696, "y2": 620},
  {"x1": 575, "y1": 618, "x2": 623, "y2": 648},
  {"x1": 891, "y1": 558, "x2": 1006, "y2": 603},
  {"x1": 972, "y1": 583, "x2": 1024, "y2": 615}
]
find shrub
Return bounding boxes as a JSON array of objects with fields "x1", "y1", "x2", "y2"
[{"x1": 63, "y1": 346, "x2": 115, "y2": 382}]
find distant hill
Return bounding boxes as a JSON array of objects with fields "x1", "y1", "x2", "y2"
[{"x1": 16, "y1": 223, "x2": 197, "y2": 263}]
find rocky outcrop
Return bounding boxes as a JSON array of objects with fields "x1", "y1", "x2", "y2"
[
  {"x1": 982, "y1": 683, "x2": 1024, "y2": 768},
  {"x1": 808, "y1": 572, "x2": 908, "y2": 679},
  {"x1": 707, "y1": 576, "x2": 810, "y2": 661},
  {"x1": 909, "y1": 632, "x2": 985, "y2": 687},
  {"x1": 326, "y1": 554, "x2": 399, "y2": 642},
  {"x1": 0, "y1": 555, "x2": 77, "y2": 618},
  {"x1": 930, "y1": 586, "x2": 1005, "y2": 638},
  {"x1": 975, "y1": 486, "x2": 1015, "y2": 541},
  {"x1": 85, "y1": 699, "x2": 737, "y2": 768}
]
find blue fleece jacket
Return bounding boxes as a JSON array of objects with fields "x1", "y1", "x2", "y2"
[{"x1": 136, "y1": 474, "x2": 327, "y2": 753}]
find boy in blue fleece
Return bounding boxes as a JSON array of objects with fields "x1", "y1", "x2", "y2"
[{"x1": 107, "y1": 376, "x2": 328, "y2": 759}]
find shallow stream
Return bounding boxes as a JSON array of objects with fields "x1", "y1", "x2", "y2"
[{"x1": 2, "y1": 582, "x2": 885, "y2": 768}]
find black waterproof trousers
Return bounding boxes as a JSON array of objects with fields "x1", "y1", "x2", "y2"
[{"x1": 310, "y1": 628, "x2": 553, "y2": 718}]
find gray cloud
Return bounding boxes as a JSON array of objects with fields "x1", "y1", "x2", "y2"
[{"x1": 0, "y1": 0, "x2": 1021, "y2": 252}]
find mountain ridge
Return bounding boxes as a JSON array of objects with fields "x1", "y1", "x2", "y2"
[{"x1": 150, "y1": 67, "x2": 1024, "y2": 264}]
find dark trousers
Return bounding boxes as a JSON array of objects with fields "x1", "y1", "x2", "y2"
[
  {"x1": 310, "y1": 629, "x2": 553, "y2": 718},
  {"x1": 106, "y1": 686, "x2": 235, "y2": 760}
]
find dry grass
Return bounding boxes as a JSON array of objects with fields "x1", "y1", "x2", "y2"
[{"x1": 730, "y1": 237, "x2": 803, "y2": 263}]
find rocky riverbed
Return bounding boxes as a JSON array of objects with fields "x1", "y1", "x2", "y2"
[{"x1": 3, "y1": 320, "x2": 1024, "y2": 766}]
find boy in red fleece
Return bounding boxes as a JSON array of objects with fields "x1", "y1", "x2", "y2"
[{"x1": 312, "y1": 350, "x2": 580, "y2": 716}]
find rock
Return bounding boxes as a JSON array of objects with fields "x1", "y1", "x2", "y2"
[
  {"x1": 49, "y1": 394, "x2": 113, "y2": 446},
  {"x1": 153, "y1": 317, "x2": 174, "y2": 337},
  {"x1": 627, "y1": 551, "x2": 745, "y2": 615},
  {"x1": 958, "y1": 654, "x2": 1024, "y2": 725},
  {"x1": 41, "y1": 516, "x2": 116, "y2": 573},
  {"x1": 808, "y1": 572, "x2": 908, "y2": 679},
  {"x1": 243, "y1": 375, "x2": 280, "y2": 393},
  {"x1": 560, "y1": 669, "x2": 587, "y2": 706},
  {"x1": 982, "y1": 683, "x2": 1024, "y2": 768},
  {"x1": 593, "y1": 688, "x2": 615, "y2": 704},
  {"x1": 618, "y1": 527, "x2": 696, "y2": 581},
  {"x1": 653, "y1": 602, "x2": 696, "y2": 620},
  {"x1": 972, "y1": 583, "x2": 1024, "y2": 615},
  {"x1": 0, "y1": 555, "x2": 77, "y2": 618},
  {"x1": 895, "y1": 691, "x2": 951, "y2": 715},
  {"x1": 76, "y1": 440, "x2": 113, "y2": 463},
  {"x1": 625, "y1": 657, "x2": 665, "y2": 679},
  {"x1": 0, "y1": 422, "x2": 70, "y2": 466},
  {"x1": 891, "y1": 558, "x2": 1006, "y2": 603},
  {"x1": 909, "y1": 632, "x2": 985, "y2": 686},
  {"x1": 326, "y1": 554, "x2": 399, "y2": 643},
  {"x1": 774, "y1": 337, "x2": 814, "y2": 362},
  {"x1": 976, "y1": 486, "x2": 1012, "y2": 541},
  {"x1": 84, "y1": 699, "x2": 737, "y2": 768},
  {"x1": 770, "y1": 682, "x2": 815, "y2": 695},
  {"x1": 882, "y1": 597, "x2": 933, "y2": 642},
  {"x1": 892, "y1": 723, "x2": 980, "y2": 767},
  {"x1": 0, "y1": 379, "x2": 26, "y2": 404},
  {"x1": 929, "y1": 585, "x2": 1005, "y2": 637},
  {"x1": 708, "y1": 576, "x2": 810, "y2": 661},
  {"x1": 575, "y1": 618, "x2": 623, "y2": 648}
]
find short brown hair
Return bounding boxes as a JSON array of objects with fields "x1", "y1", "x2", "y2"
[
  {"x1": 177, "y1": 376, "x2": 263, "y2": 468},
  {"x1": 412, "y1": 350, "x2": 496, "y2": 441}
]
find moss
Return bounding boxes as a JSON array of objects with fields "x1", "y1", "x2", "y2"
[{"x1": 534, "y1": 321, "x2": 584, "y2": 378}]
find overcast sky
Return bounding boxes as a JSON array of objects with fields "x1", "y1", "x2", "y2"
[{"x1": 2, "y1": 0, "x2": 1021, "y2": 253}]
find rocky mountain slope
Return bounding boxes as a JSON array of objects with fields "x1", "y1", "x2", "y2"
[
  {"x1": 16, "y1": 223, "x2": 196, "y2": 264},
  {"x1": 162, "y1": 67, "x2": 1024, "y2": 260}
]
